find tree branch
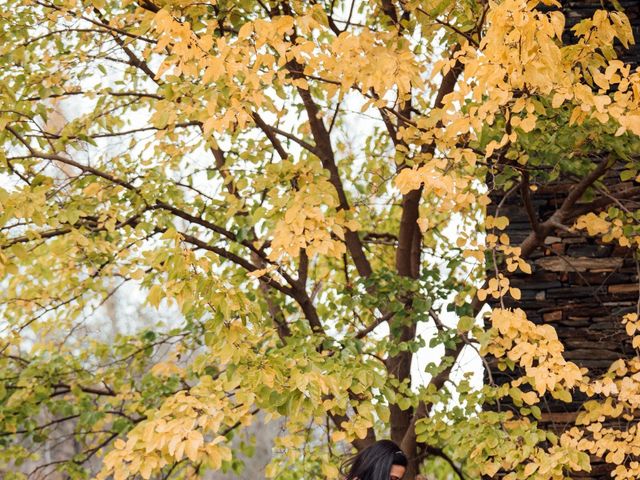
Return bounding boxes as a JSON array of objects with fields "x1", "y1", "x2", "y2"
[
  {"x1": 6, "y1": 125, "x2": 138, "y2": 191},
  {"x1": 416, "y1": 8, "x2": 480, "y2": 48},
  {"x1": 519, "y1": 156, "x2": 612, "y2": 258},
  {"x1": 92, "y1": 7, "x2": 159, "y2": 83},
  {"x1": 252, "y1": 112, "x2": 317, "y2": 157},
  {"x1": 251, "y1": 112, "x2": 290, "y2": 160},
  {"x1": 355, "y1": 311, "x2": 395, "y2": 339},
  {"x1": 284, "y1": 56, "x2": 373, "y2": 278},
  {"x1": 176, "y1": 229, "x2": 295, "y2": 298}
]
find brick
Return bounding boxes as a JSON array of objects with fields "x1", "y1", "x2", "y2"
[
  {"x1": 543, "y1": 310, "x2": 563, "y2": 322},
  {"x1": 536, "y1": 257, "x2": 624, "y2": 272}
]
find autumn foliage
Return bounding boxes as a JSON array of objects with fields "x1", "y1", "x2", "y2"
[{"x1": 1, "y1": 0, "x2": 640, "y2": 479}]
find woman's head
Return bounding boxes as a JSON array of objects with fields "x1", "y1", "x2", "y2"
[{"x1": 341, "y1": 439, "x2": 408, "y2": 480}]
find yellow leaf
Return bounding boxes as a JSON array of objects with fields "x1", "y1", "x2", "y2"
[
  {"x1": 523, "y1": 462, "x2": 538, "y2": 477},
  {"x1": 606, "y1": 448, "x2": 624, "y2": 465},
  {"x1": 238, "y1": 22, "x2": 253, "y2": 39},
  {"x1": 521, "y1": 391, "x2": 538, "y2": 405},
  {"x1": 549, "y1": 11, "x2": 565, "y2": 39},
  {"x1": 417, "y1": 217, "x2": 430, "y2": 232},
  {"x1": 626, "y1": 321, "x2": 636, "y2": 336},
  {"x1": 248, "y1": 268, "x2": 268, "y2": 278},
  {"x1": 574, "y1": 213, "x2": 610, "y2": 236},
  {"x1": 140, "y1": 460, "x2": 153, "y2": 480},
  {"x1": 321, "y1": 464, "x2": 340, "y2": 479},
  {"x1": 150, "y1": 361, "x2": 184, "y2": 378},
  {"x1": 493, "y1": 216, "x2": 509, "y2": 230},
  {"x1": 199, "y1": 34, "x2": 213, "y2": 51},
  {"x1": 519, "y1": 260, "x2": 532, "y2": 274},
  {"x1": 83, "y1": 182, "x2": 101, "y2": 196},
  {"x1": 203, "y1": 57, "x2": 225, "y2": 82},
  {"x1": 184, "y1": 431, "x2": 203, "y2": 462},
  {"x1": 519, "y1": 115, "x2": 537, "y2": 133},
  {"x1": 265, "y1": 462, "x2": 278, "y2": 478},
  {"x1": 147, "y1": 284, "x2": 164, "y2": 308},
  {"x1": 483, "y1": 462, "x2": 500, "y2": 477}
]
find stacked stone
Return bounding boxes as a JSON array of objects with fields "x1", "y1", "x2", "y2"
[
  {"x1": 487, "y1": 171, "x2": 639, "y2": 478},
  {"x1": 488, "y1": 177, "x2": 637, "y2": 387}
]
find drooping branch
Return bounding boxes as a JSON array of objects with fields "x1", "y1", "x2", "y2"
[
  {"x1": 0, "y1": 415, "x2": 81, "y2": 437},
  {"x1": 2, "y1": 226, "x2": 73, "y2": 247},
  {"x1": 179, "y1": 230, "x2": 325, "y2": 335},
  {"x1": 571, "y1": 185, "x2": 640, "y2": 219},
  {"x1": 51, "y1": 382, "x2": 116, "y2": 397},
  {"x1": 5, "y1": 126, "x2": 313, "y2": 319},
  {"x1": 520, "y1": 170, "x2": 541, "y2": 234},
  {"x1": 153, "y1": 201, "x2": 298, "y2": 285},
  {"x1": 7, "y1": 122, "x2": 294, "y2": 276},
  {"x1": 24, "y1": 90, "x2": 163, "y2": 102}
]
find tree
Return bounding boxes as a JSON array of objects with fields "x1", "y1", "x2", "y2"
[{"x1": 0, "y1": 0, "x2": 639, "y2": 479}]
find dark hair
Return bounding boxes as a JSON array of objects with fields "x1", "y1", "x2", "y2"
[{"x1": 340, "y1": 440, "x2": 408, "y2": 480}]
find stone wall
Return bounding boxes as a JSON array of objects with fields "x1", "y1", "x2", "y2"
[{"x1": 488, "y1": 175, "x2": 638, "y2": 478}]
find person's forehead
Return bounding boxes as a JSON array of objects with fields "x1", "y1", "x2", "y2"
[{"x1": 390, "y1": 464, "x2": 406, "y2": 479}]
